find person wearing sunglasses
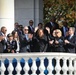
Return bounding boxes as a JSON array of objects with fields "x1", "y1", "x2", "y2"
[{"x1": 19, "y1": 26, "x2": 30, "y2": 52}]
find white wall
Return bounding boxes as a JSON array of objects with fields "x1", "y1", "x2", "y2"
[
  {"x1": 0, "y1": 0, "x2": 14, "y2": 34},
  {"x1": 0, "y1": 0, "x2": 43, "y2": 33}
]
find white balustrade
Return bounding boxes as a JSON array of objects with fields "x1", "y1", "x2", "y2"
[
  {"x1": 31, "y1": 59, "x2": 37, "y2": 75},
  {"x1": 0, "y1": 53, "x2": 76, "y2": 75},
  {"x1": 8, "y1": 59, "x2": 14, "y2": 75},
  {"x1": 47, "y1": 57, "x2": 53, "y2": 75},
  {"x1": 39, "y1": 58, "x2": 45, "y2": 75},
  {"x1": 55, "y1": 57, "x2": 61, "y2": 75},
  {"x1": 68, "y1": 58, "x2": 74, "y2": 75},
  {"x1": 23, "y1": 60, "x2": 29, "y2": 75},
  {"x1": 16, "y1": 60, "x2": 22, "y2": 75},
  {"x1": 74, "y1": 58, "x2": 76, "y2": 75},
  {"x1": 0, "y1": 61, "x2": 6, "y2": 75},
  {"x1": 62, "y1": 57, "x2": 68, "y2": 75}
]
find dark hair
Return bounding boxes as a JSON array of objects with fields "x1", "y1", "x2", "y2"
[
  {"x1": 12, "y1": 30, "x2": 17, "y2": 36},
  {"x1": 29, "y1": 20, "x2": 33, "y2": 23},
  {"x1": 28, "y1": 32, "x2": 34, "y2": 35},
  {"x1": 50, "y1": 16, "x2": 56, "y2": 21},
  {"x1": 38, "y1": 23, "x2": 43, "y2": 26},
  {"x1": 1, "y1": 26, "x2": 6, "y2": 31}
]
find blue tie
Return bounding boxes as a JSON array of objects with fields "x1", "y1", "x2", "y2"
[{"x1": 25, "y1": 34, "x2": 28, "y2": 40}]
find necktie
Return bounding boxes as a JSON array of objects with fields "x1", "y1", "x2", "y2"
[
  {"x1": 25, "y1": 34, "x2": 28, "y2": 41},
  {"x1": 69, "y1": 35, "x2": 72, "y2": 40},
  {"x1": 51, "y1": 22, "x2": 54, "y2": 27},
  {"x1": 31, "y1": 26, "x2": 34, "y2": 32}
]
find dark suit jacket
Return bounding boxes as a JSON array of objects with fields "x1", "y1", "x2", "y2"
[
  {"x1": 74, "y1": 23, "x2": 76, "y2": 36},
  {"x1": 6, "y1": 40, "x2": 17, "y2": 53},
  {"x1": 19, "y1": 34, "x2": 30, "y2": 52},
  {"x1": 60, "y1": 26, "x2": 69, "y2": 37},
  {"x1": 0, "y1": 31, "x2": 7, "y2": 53},
  {"x1": 37, "y1": 35, "x2": 48, "y2": 52},
  {"x1": 28, "y1": 26, "x2": 34, "y2": 33},
  {"x1": 44, "y1": 22, "x2": 59, "y2": 34},
  {"x1": 65, "y1": 35, "x2": 76, "y2": 53},
  {"x1": 51, "y1": 36, "x2": 66, "y2": 52},
  {"x1": 0, "y1": 42, "x2": 3, "y2": 53},
  {"x1": 28, "y1": 37, "x2": 40, "y2": 52}
]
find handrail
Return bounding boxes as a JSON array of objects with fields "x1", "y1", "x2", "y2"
[{"x1": 0, "y1": 52, "x2": 76, "y2": 59}]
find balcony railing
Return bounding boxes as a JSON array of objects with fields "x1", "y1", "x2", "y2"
[{"x1": 0, "y1": 53, "x2": 76, "y2": 75}]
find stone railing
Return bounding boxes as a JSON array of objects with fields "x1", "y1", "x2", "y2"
[{"x1": 0, "y1": 53, "x2": 76, "y2": 75}]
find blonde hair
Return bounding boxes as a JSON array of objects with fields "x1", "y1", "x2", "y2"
[
  {"x1": 52, "y1": 30, "x2": 56, "y2": 37},
  {"x1": 56, "y1": 29, "x2": 62, "y2": 37}
]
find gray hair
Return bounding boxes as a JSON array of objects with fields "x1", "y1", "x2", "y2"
[{"x1": 69, "y1": 27, "x2": 75, "y2": 32}]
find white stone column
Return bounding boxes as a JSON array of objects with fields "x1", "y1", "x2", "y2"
[
  {"x1": 15, "y1": 0, "x2": 43, "y2": 27},
  {"x1": 0, "y1": 0, "x2": 14, "y2": 34},
  {"x1": 34, "y1": 0, "x2": 43, "y2": 27}
]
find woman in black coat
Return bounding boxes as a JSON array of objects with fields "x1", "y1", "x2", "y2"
[
  {"x1": 49, "y1": 29, "x2": 66, "y2": 52},
  {"x1": 36, "y1": 29, "x2": 48, "y2": 52}
]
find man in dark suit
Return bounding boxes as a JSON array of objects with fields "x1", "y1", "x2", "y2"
[
  {"x1": 61, "y1": 21, "x2": 69, "y2": 37},
  {"x1": 19, "y1": 26, "x2": 30, "y2": 52},
  {"x1": 44, "y1": 16, "x2": 59, "y2": 35},
  {"x1": 0, "y1": 26, "x2": 7, "y2": 53},
  {"x1": 28, "y1": 20, "x2": 34, "y2": 33},
  {"x1": 65, "y1": 27, "x2": 76, "y2": 53}
]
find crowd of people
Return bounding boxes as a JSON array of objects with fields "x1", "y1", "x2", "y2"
[{"x1": 0, "y1": 16, "x2": 76, "y2": 53}]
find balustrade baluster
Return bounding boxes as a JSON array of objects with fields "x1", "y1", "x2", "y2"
[
  {"x1": 31, "y1": 59, "x2": 37, "y2": 75},
  {"x1": 68, "y1": 58, "x2": 74, "y2": 75},
  {"x1": 55, "y1": 57, "x2": 61, "y2": 75},
  {"x1": 23, "y1": 60, "x2": 29, "y2": 75},
  {"x1": 74, "y1": 58, "x2": 76, "y2": 75},
  {"x1": 8, "y1": 59, "x2": 14, "y2": 75},
  {"x1": 0, "y1": 60, "x2": 6, "y2": 75},
  {"x1": 16, "y1": 59, "x2": 22, "y2": 75},
  {"x1": 39, "y1": 58, "x2": 45, "y2": 75},
  {"x1": 62, "y1": 57, "x2": 68, "y2": 75},
  {"x1": 47, "y1": 57, "x2": 53, "y2": 75}
]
